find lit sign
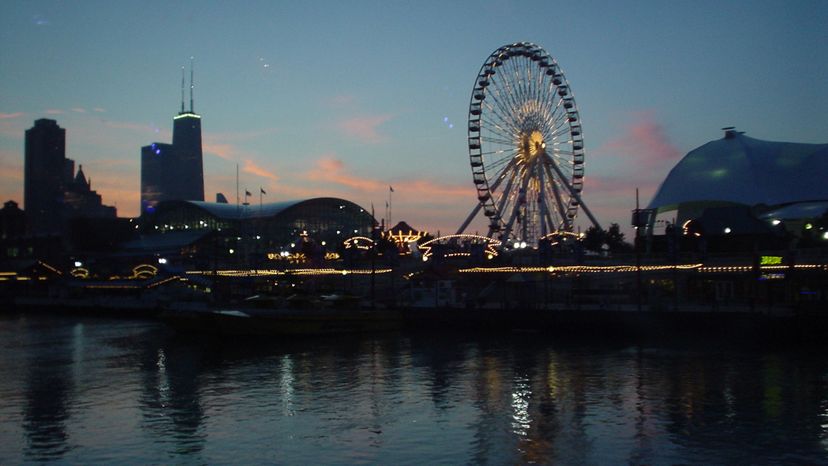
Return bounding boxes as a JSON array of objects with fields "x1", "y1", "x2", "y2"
[{"x1": 760, "y1": 256, "x2": 783, "y2": 265}]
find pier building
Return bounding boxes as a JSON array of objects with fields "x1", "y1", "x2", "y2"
[
  {"x1": 133, "y1": 198, "x2": 375, "y2": 267},
  {"x1": 647, "y1": 128, "x2": 828, "y2": 239}
]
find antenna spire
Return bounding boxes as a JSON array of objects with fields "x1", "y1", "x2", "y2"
[
  {"x1": 180, "y1": 66, "x2": 185, "y2": 113},
  {"x1": 189, "y1": 56, "x2": 194, "y2": 113}
]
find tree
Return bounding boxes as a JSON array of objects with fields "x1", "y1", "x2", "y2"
[
  {"x1": 582, "y1": 223, "x2": 633, "y2": 253},
  {"x1": 606, "y1": 223, "x2": 632, "y2": 252},
  {"x1": 582, "y1": 225, "x2": 606, "y2": 252}
]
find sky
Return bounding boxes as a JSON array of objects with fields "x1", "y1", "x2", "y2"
[{"x1": 1, "y1": 0, "x2": 826, "y2": 238}]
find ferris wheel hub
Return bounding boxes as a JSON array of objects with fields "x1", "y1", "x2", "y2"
[{"x1": 520, "y1": 130, "x2": 546, "y2": 162}]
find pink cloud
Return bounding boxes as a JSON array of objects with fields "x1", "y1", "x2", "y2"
[
  {"x1": 306, "y1": 156, "x2": 383, "y2": 191},
  {"x1": 601, "y1": 110, "x2": 682, "y2": 166},
  {"x1": 243, "y1": 159, "x2": 278, "y2": 181},
  {"x1": 45, "y1": 109, "x2": 63, "y2": 115},
  {"x1": 0, "y1": 112, "x2": 24, "y2": 120},
  {"x1": 336, "y1": 114, "x2": 394, "y2": 144},
  {"x1": 202, "y1": 141, "x2": 237, "y2": 161},
  {"x1": 71, "y1": 107, "x2": 86, "y2": 113}
]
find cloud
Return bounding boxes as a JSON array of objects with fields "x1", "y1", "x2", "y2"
[
  {"x1": 306, "y1": 156, "x2": 383, "y2": 192},
  {"x1": 0, "y1": 112, "x2": 24, "y2": 120},
  {"x1": 336, "y1": 114, "x2": 394, "y2": 144},
  {"x1": 93, "y1": 107, "x2": 106, "y2": 113},
  {"x1": 45, "y1": 109, "x2": 63, "y2": 115},
  {"x1": 243, "y1": 159, "x2": 278, "y2": 181},
  {"x1": 202, "y1": 141, "x2": 238, "y2": 161},
  {"x1": 579, "y1": 111, "x2": 682, "y2": 233},
  {"x1": 71, "y1": 107, "x2": 87, "y2": 113},
  {"x1": 600, "y1": 110, "x2": 682, "y2": 167}
]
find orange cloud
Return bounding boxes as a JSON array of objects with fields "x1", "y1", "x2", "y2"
[{"x1": 336, "y1": 114, "x2": 394, "y2": 144}]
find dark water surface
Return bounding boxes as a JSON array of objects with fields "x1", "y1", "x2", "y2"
[{"x1": 1, "y1": 313, "x2": 828, "y2": 465}]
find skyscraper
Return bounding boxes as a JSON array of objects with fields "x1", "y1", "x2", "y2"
[
  {"x1": 25, "y1": 119, "x2": 66, "y2": 235},
  {"x1": 24, "y1": 118, "x2": 116, "y2": 235},
  {"x1": 141, "y1": 63, "x2": 205, "y2": 214}
]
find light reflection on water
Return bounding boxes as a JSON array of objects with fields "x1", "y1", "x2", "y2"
[{"x1": 1, "y1": 313, "x2": 828, "y2": 464}]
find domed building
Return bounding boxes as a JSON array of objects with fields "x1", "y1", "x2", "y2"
[{"x1": 648, "y1": 128, "x2": 828, "y2": 237}]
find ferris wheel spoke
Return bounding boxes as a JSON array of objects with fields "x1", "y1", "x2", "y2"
[
  {"x1": 488, "y1": 151, "x2": 521, "y2": 180},
  {"x1": 480, "y1": 126, "x2": 515, "y2": 147},
  {"x1": 483, "y1": 98, "x2": 521, "y2": 136},
  {"x1": 480, "y1": 122, "x2": 517, "y2": 143},
  {"x1": 487, "y1": 86, "x2": 524, "y2": 135},
  {"x1": 547, "y1": 123, "x2": 572, "y2": 141},
  {"x1": 488, "y1": 158, "x2": 519, "y2": 180},
  {"x1": 510, "y1": 61, "x2": 533, "y2": 116},
  {"x1": 538, "y1": 82, "x2": 560, "y2": 120},
  {"x1": 481, "y1": 136, "x2": 516, "y2": 146},
  {"x1": 498, "y1": 60, "x2": 530, "y2": 128},
  {"x1": 487, "y1": 157, "x2": 518, "y2": 192}
]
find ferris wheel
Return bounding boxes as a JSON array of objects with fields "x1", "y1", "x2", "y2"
[{"x1": 457, "y1": 42, "x2": 601, "y2": 244}]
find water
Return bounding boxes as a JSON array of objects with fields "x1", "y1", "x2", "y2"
[{"x1": 1, "y1": 313, "x2": 828, "y2": 465}]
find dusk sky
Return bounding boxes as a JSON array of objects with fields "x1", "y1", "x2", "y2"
[{"x1": 1, "y1": 0, "x2": 826, "y2": 236}]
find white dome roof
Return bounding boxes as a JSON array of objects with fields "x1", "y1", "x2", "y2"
[{"x1": 648, "y1": 131, "x2": 828, "y2": 211}]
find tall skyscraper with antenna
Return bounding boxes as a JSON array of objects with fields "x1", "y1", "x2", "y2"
[{"x1": 141, "y1": 59, "x2": 205, "y2": 214}]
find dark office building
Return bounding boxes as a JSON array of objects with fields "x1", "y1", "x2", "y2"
[
  {"x1": 141, "y1": 67, "x2": 204, "y2": 214},
  {"x1": 23, "y1": 118, "x2": 117, "y2": 237},
  {"x1": 0, "y1": 200, "x2": 25, "y2": 240},
  {"x1": 64, "y1": 165, "x2": 117, "y2": 219},
  {"x1": 24, "y1": 119, "x2": 66, "y2": 235}
]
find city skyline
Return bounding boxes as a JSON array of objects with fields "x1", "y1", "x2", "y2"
[{"x1": 1, "y1": 1, "x2": 826, "y2": 236}]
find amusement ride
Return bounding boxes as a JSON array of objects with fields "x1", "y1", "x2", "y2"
[{"x1": 457, "y1": 42, "x2": 601, "y2": 246}]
